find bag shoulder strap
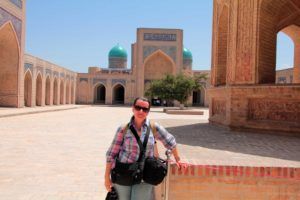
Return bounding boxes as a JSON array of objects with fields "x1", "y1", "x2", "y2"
[
  {"x1": 150, "y1": 121, "x2": 160, "y2": 157},
  {"x1": 150, "y1": 121, "x2": 157, "y2": 138},
  {"x1": 129, "y1": 125, "x2": 150, "y2": 162},
  {"x1": 119, "y1": 123, "x2": 129, "y2": 145}
]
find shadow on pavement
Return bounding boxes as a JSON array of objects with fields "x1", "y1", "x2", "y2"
[{"x1": 160, "y1": 121, "x2": 300, "y2": 162}]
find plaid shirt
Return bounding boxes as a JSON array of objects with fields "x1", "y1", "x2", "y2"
[{"x1": 106, "y1": 117, "x2": 177, "y2": 164}]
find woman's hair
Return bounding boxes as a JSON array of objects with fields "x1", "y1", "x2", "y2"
[{"x1": 133, "y1": 97, "x2": 151, "y2": 110}]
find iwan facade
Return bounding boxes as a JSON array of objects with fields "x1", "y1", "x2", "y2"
[{"x1": 76, "y1": 28, "x2": 209, "y2": 106}]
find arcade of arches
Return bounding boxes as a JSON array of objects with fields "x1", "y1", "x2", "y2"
[
  {"x1": 210, "y1": 0, "x2": 300, "y2": 133},
  {"x1": 23, "y1": 54, "x2": 77, "y2": 107}
]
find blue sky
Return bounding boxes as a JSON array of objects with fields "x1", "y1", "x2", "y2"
[{"x1": 25, "y1": 1, "x2": 294, "y2": 73}]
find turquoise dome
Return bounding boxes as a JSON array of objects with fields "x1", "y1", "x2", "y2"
[
  {"x1": 183, "y1": 47, "x2": 193, "y2": 60},
  {"x1": 108, "y1": 44, "x2": 127, "y2": 58}
]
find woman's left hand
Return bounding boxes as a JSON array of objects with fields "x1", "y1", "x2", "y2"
[{"x1": 176, "y1": 161, "x2": 189, "y2": 171}]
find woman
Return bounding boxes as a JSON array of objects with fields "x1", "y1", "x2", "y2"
[{"x1": 104, "y1": 97, "x2": 183, "y2": 200}]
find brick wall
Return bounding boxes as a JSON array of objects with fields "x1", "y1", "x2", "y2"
[{"x1": 156, "y1": 163, "x2": 300, "y2": 200}]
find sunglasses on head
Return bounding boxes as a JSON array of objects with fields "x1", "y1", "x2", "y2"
[{"x1": 134, "y1": 105, "x2": 149, "y2": 113}]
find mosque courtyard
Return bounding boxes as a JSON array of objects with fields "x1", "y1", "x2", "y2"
[{"x1": 0, "y1": 106, "x2": 299, "y2": 199}]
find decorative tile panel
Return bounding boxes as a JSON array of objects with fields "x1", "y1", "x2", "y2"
[
  {"x1": 24, "y1": 63, "x2": 33, "y2": 72},
  {"x1": 144, "y1": 33, "x2": 176, "y2": 41},
  {"x1": 45, "y1": 69, "x2": 52, "y2": 76},
  {"x1": 0, "y1": 8, "x2": 22, "y2": 43},
  {"x1": 93, "y1": 78, "x2": 107, "y2": 85},
  {"x1": 212, "y1": 99, "x2": 226, "y2": 117},
  {"x1": 248, "y1": 99, "x2": 300, "y2": 123},
  {"x1": 79, "y1": 78, "x2": 88, "y2": 83},
  {"x1": 143, "y1": 46, "x2": 177, "y2": 62},
  {"x1": 36, "y1": 66, "x2": 43, "y2": 75},
  {"x1": 112, "y1": 79, "x2": 126, "y2": 86},
  {"x1": 9, "y1": 0, "x2": 23, "y2": 9},
  {"x1": 53, "y1": 71, "x2": 59, "y2": 78}
]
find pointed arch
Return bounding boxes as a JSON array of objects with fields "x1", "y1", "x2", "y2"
[
  {"x1": 45, "y1": 75, "x2": 51, "y2": 105},
  {"x1": 93, "y1": 83, "x2": 106, "y2": 104},
  {"x1": 53, "y1": 77, "x2": 58, "y2": 105},
  {"x1": 112, "y1": 83, "x2": 125, "y2": 104},
  {"x1": 257, "y1": 0, "x2": 299, "y2": 83},
  {"x1": 66, "y1": 80, "x2": 70, "y2": 104},
  {"x1": 71, "y1": 81, "x2": 75, "y2": 104},
  {"x1": 36, "y1": 73, "x2": 43, "y2": 106},
  {"x1": 24, "y1": 70, "x2": 32, "y2": 107},
  {"x1": 144, "y1": 50, "x2": 176, "y2": 81},
  {"x1": 60, "y1": 79, "x2": 64, "y2": 104},
  {"x1": 280, "y1": 25, "x2": 300, "y2": 83},
  {"x1": 0, "y1": 22, "x2": 20, "y2": 106}
]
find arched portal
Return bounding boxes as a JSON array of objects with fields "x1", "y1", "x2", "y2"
[
  {"x1": 24, "y1": 71, "x2": 32, "y2": 107},
  {"x1": 192, "y1": 90, "x2": 201, "y2": 106},
  {"x1": 0, "y1": 22, "x2": 20, "y2": 107},
  {"x1": 280, "y1": 25, "x2": 300, "y2": 84},
  {"x1": 257, "y1": 0, "x2": 300, "y2": 83},
  {"x1": 66, "y1": 81, "x2": 70, "y2": 104},
  {"x1": 94, "y1": 84, "x2": 106, "y2": 104},
  {"x1": 113, "y1": 84, "x2": 125, "y2": 104},
  {"x1": 144, "y1": 50, "x2": 175, "y2": 96},
  {"x1": 71, "y1": 82, "x2": 75, "y2": 104},
  {"x1": 45, "y1": 76, "x2": 51, "y2": 105},
  {"x1": 60, "y1": 80, "x2": 64, "y2": 104},
  {"x1": 144, "y1": 50, "x2": 175, "y2": 81},
  {"x1": 36, "y1": 73, "x2": 42, "y2": 106},
  {"x1": 53, "y1": 78, "x2": 58, "y2": 105}
]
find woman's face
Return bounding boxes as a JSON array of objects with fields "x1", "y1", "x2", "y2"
[{"x1": 132, "y1": 99, "x2": 150, "y2": 121}]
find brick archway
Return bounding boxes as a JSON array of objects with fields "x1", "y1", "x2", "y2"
[
  {"x1": 281, "y1": 25, "x2": 300, "y2": 83},
  {"x1": 45, "y1": 76, "x2": 51, "y2": 105},
  {"x1": 66, "y1": 80, "x2": 70, "y2": 104},
  {"x1": 112, "y1": 84, "x2": 125, "y2": 104},
  {"x1": 60, "y1": 80, "x2": 64, "y2": 104},
  {"x1": 0, "y1": 22, "x2": 20, "y2": 107},
  {"x1": 94, "y1": 83, "x2": 106, "y2": 104},
  {"x1": 257, "y1": 0, "x2": 300, "y2": 83},
  {"x1": 144, "y1": 50, "x2": 175, "y2": 81},
  {"x1": 24, "y1": 70, "x2": 32, "y2": 107},
  {"x1": 53, "y1": 78, "x2": 58, "y2": 105},
  {"x1": 36, "y1": 73, "x2": 43, "y2": 106},
  {"x1": 71, "y1": 81, "x2": 75, "y2": 104}
]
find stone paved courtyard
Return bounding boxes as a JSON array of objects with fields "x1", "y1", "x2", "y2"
[{"x1": 0, "y1": 106, "x2": 299, "y2": 199}]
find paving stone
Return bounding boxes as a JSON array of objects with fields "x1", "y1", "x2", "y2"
[{"x1": 0, "y1": 106, "x2": 299, "y2": 199}]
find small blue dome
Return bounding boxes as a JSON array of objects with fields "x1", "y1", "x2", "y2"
[
  {"x1": 108, "y1": 44, "x2": 127, "y2": 58},
  {"x1": 183, "y1": 47, "x2": 193, "y2": 60}
]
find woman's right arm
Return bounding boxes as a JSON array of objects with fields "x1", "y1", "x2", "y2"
[
  {"x1": 104, "y1": 126, "x2": 124, "y2": 192},
  {"x1": 105, "y1": 163, "x2": 113, "y2": 192}
]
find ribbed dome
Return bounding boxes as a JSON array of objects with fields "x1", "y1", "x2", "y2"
[
  {"x1": 183, "y1": 47, "x2": 193, "y2": 60},
  {"x1": 108, "y1": 44, "x2": 127, "y2": 58}
]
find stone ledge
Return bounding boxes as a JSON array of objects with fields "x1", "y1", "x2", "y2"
[{"x1": 163, "y1": 108, "x2": 204, "y2": 115}]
